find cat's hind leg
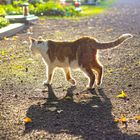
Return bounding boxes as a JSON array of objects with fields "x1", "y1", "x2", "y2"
[
  {"x1": 82, "y1": 67, "x2": 95, "y2": 89},
  {"x1": 63, "y1": 67, "x2": 76, "y2": 85},
  {"x1": 93, "y1": 64, "x2": 103, "y2": 86},
  {"x1": 43, "y1": 66, "x2": 54, "y2": 85}
]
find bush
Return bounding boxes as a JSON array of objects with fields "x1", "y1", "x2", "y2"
[
  {"x1": 34, "y1": 2, "x2": 65, "y2": 16},
  {"x1": 0, "y1": 1, "x2": 79, "y2": 17},
  {"x1": 0, "y1": 6, "x2": 6, "y2": 17},
  {"x1": 34, "y1": 2, "x2": 79, "y2": 16},
  {"x1": 4, "y1": 5, "x2": 22, "y2": 15},
  {"x1": 13, "y1": 0, "x2": 28, "y2": 6},
  {"x1": 13, "y1": 0, "x2": 44, "y2": 6},
  {"x1": 64, "y1": 6, "x2": 79, "y2": 17},
  {"x1": 0, "y1": 17, "x2": 9, "y2": 29}
]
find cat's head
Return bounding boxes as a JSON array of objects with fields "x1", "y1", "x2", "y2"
[{"x1": 29, "y1": 37, "x2": 46, "y2": 56}]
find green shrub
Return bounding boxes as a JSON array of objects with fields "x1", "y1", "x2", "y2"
[
  {"x1": 0, "y1": 2, "x2": 79, "y2": 17},
  {"x1": 13, "y1": 0, "x2": 44, "y2": 6},
  {"x1": 29, "y1": 4, "x2": 36, "y2": 14},
  {"x1": 0, "y1": 17, "x2": 9, "y2": 29},
  {"x1": 64, "y1": 6, "x2": 79, "y2": 17},
  {"x1": 4, "y1": 5, "x2": 22, "y2": 15},
  {"x1": 34, "y1": 2, "x2": 79, "y2": 16},
  {"x1": 13, "y1": 0, "x2": 28, "y2": 6},
  {"x1": 0, "y1": 6, "x2": 6, "y2": 17},
  {"x1": 34, "y1": 2, "x2": 64, "y2": 16}
]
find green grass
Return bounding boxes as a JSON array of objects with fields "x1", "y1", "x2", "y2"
[
  {"x1": 79, "y1": 0, "x2": 117, "y2": 17},
  {"x1": 39, "y1": 0, "x2": 117, "y2": 20},
  {"x1": 80, "y1": 6, "x2": 105, "y2": 17}
]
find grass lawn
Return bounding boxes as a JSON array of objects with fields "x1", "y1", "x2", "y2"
[
  {"x1": 76, "y1": 0, "x2": 117, "y2": 17},
  {"x1": 40, "y1": 0, "x2": 117, "y2": 20}
]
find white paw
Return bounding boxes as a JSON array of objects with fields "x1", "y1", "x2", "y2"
[
  {"x1": 68, "y1": 79, "x2": 76, "y2": 85},
  {"x1": 86, "y1": 85, "x2": 93, "y2": 90},
  {"x1": 43, "y1": 80, "x2": 50, "y2": 86}
]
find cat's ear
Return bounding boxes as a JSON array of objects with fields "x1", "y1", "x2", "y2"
[
  {"x1": 38, "y1": 36, "x2": 46, "y2": 42},
  {"x1": 38, "y1": 36, "x2": 43, "y2": 40}
]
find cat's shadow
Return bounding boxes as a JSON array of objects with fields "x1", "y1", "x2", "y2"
[{"x1": 24, "y1": 85, "x2": 140, "y2": 140}]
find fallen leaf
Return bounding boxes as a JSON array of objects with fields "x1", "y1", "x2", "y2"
[
  {"x1": 23, "y1": 117, "x2": 32, "y2": 123},
  {"x1": 114, "y1": 117, "x2": 127, "y2": 123},
  {"x1": 117, "y1": 91, "x2": 127, "y2": 99},
  {"x1": 64, "y1": 96, "x2": 72, "y2": 100},
  {"x1": 1, "y1": 50, "x2": 5, "y2": 56},
  {"x1": 134, "y1": 116, "x2": 140, "y2": 120},
  {"x1": 114, "y1": 116, "x2": 128, "y2": 128},
  {"x1": 120, "y1": 117, "x2": 127, "y2": 123},
  {"x1": 114, "y1": 119, "x2": 120, "y2": 123},
  {"x1": 12, "y1": 36, "x2": 18, "y2": 41},
  {"x1": 4, "y1": 36, "x2": 9, "y2": 40}
]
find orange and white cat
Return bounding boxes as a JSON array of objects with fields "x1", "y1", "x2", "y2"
[{"x1": 29, "y1": 33, "x2": 132, "y2": 89}]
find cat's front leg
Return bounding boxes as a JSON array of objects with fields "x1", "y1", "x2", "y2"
[
  {"x1": 63, "y1": 67, "x2": 76, "y2": 85},
  {"x1": 43, "y1": 66, "x2": 54, "y2": 85}
]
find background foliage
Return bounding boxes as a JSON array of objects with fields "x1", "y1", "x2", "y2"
[
  {"x1": 0, "y1": 17, "x2": 9, "y2": 28},
  {"x1": 0, "y1": 1, "x2": 79, "y2": 17}
]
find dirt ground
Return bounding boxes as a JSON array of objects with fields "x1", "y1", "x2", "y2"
[{"x1": 0, "y1": 0, "x2": 140, "y2": 140}]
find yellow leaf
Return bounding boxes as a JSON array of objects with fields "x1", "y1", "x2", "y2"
[
  {"x1": 114, "y1": 119, "x2": 120, "y2": 123},
  {"x1": 135, "y1": 116, "x2": 140, "y2": 120},
  {"x1": 1, "y1": 50, "x2": 5, "y2": 56},
  {"x1": 64, "y1": 96, "x2": 72, "y2": 100},
  {"x1": 114, "y1": 117, "x2": 127, "y2": 123},
  {"x1": 16, "y1": 65, "x2": 22, "y2": 69},
  {"x1": 12, "y1": 36, "x2": 18, "y2": 40},
  {"x1": 120, "y1": 117, "x2": 127, "y2": 123},
  {"x1": 117, "y1": 91, "x2": 127, "y2": 98},
  {"x1": 4, "y1": 37, "x2": 9, "y2": 40},
  {"x1": 23, "y1": 117, "x2": 32, "y2": 123}
]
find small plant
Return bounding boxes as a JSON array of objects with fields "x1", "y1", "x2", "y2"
[
  {"x1": 34, "y1": 2, "x2": 79, "y2": 16},
  {"x1": 4, "y1": 5, "x2": 22, "y2": 15},
  {"x1": 13, "y1": 0, "x2": 28, "y2": 6},
  {"x1": 0, "y1": 6, "x2": 6, "y2": 17},
  {"x1": 0, "y1": 1, "x2": 79, "y2": 17},
  {"x1": 64, "y1": 6, "x2": 79, "y2": 17},
  {"x1": 0, "y1": 17, "x2": 9, "y2": 29}
]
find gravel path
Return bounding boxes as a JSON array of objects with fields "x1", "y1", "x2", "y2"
[{"x1": 0, "y1": 0, "x2": 140, "y2": 140}]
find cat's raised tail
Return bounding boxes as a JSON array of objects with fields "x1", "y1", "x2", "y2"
[{"x1": 96, "y1": 33, "x2": 133, "y2": 49}]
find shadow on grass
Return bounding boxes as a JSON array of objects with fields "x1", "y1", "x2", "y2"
[{"x1": 24, "y1": 85, "x2": 140, "y2": 140}]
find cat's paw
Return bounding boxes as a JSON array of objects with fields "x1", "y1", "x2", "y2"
[
  {"x1": 43, "y1": 80, "x2": 51, "y2": 86},
  {"x1": 68, "y1": 79, "x2": 76, "y2": 85},
  {"x1": 86, "y1": 85, "x2": 93, "y2": 90},
  {"x1": 95, "y1": 83, "x2": 102, "y2": 89},
  {"x1": 96, "y1": 80, "x2": 102, "y2": 87}
]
